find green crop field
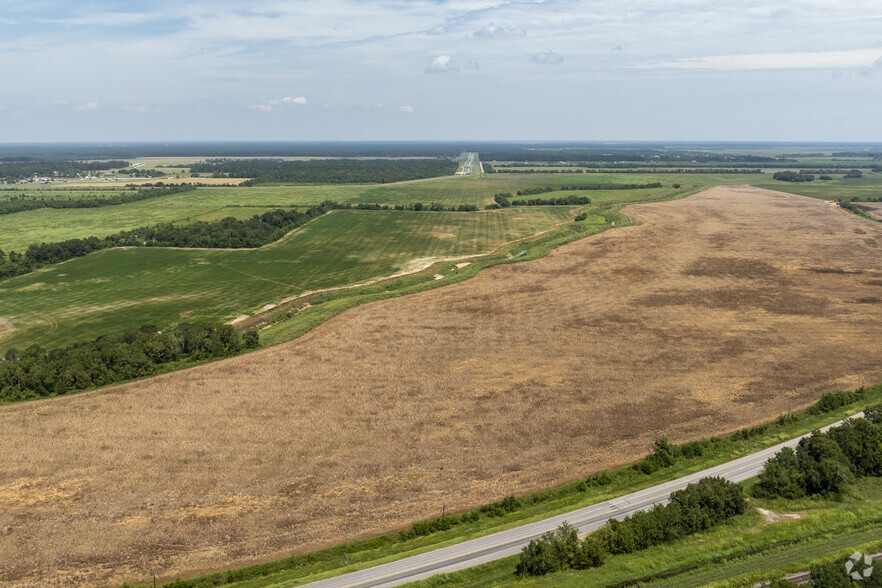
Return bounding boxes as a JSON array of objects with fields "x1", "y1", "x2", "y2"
[
  {"x1": 0, "y1": 175, "x2": 678, "y2": 251},
  {"x1": 748, "y1": 171, "x2": 882, "y2": 201},
  {"x1": 0, "y1": 207, "x2": 574, "y2": 351}
]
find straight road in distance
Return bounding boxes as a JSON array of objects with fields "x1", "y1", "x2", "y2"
[{"x1": 303, "y1": 414, "x2": 861, "y2": 588}]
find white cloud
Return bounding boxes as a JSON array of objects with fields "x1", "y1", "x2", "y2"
[
  {"x1": 531, "y1": 50, "x2": 563, "y2": 65},
  {"x1": 274, "y1": 96, "x2": 308, "y2": 105},
  {"x1": 426, "y1": 54, "x2": 457, "y2": 73},
  {"x1": 639, "y1": 48, "x2": 882, "y2": 71},
  {"x1": 74, "y1": 101, "x2": 98, "y2": 111},
  {"x1": 250, "y1": 96, "x2": 308, "y2": 111},
  {"x1": 874, "y1": 56, "x2": 882, "y2": 68},
  {"x1": 473, "y1": 22, "x2": 525, "y2": 38},
  {"x1": 399, "y1": 105, "x2": 414, "y2": 113}
]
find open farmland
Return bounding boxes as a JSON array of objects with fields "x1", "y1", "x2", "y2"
[
  {"x1": 2, "y1": 186, "x2": 882, "y2": 586},
  {"x1": 748, "y1": 171, "x2": 882, "y2": 201},
  {"x1": 0, "y1": 207, "x2": 574, "y2": 351},
  {"x1": 0, "y1": 174, "x2": 674, "y2": 251}
]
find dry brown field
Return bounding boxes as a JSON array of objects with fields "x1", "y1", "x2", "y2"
[
  {"x1": 856, "y1": 201, "x2": 882, "y2": 221},
  {"x1": 2, "y1": 186, "x2": 882, "y2": 586}
]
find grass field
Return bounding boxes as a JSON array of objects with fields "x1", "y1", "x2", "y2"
[
  {"x1": 748, "y1": 171, "x2": 882, "y2": 201},
  {"x1": 0, "y1": 207, "x2": 574, "y2": 351},
  {"x1": 3, "y1": 187, "x2": 882, "y2": 586}
]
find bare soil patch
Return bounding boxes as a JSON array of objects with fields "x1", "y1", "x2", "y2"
[
  {"x1": 2, "y1": 186, "x2": 882, "y2": 586},
  {"x1": 757, "y1": 508, "x2": 801, "y2": 523},
  {"x1": 854, "y1": 202, "x2": 882, "y2": 220},
  {"x1": 0, "y1": 318, "x2": 13, "y2": 341}
]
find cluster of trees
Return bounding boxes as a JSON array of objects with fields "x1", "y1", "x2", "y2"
[
  {"x1": 117, "y1": 167, "x2": 166, "y2": 178},
  {"x1": 0, "y1": 160, "x2": 129, "y2": 182},
  {"x1": 753, "y1": 408, "x2": 882, "y2": 499},
  {"x1": 0, "y1": 200, "x2": 342, "y2": 280},
  {"x1": 773, "y1": 171, "x2": 816, "y2": 182},
  {"x1": 0, "y1": 184, "x2": 195, "y2": 216},
  {"x1": 488, "y1": 192, "x2": 592, "y2": 207},
  {"x1": 0, "y1": 323, "x2": 260, "y2": 403},
  {"x1": 517, "y1": 477, "x2": 747, "y2": 576},
  {"x1": 186, "y1": 158, "x2": 457, "y2": 184}
]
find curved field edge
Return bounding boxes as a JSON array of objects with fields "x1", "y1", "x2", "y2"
[
  {"x1": 254, "y1": 203, "x2": 634, "y2": 347},
  {"x1": 0, "y1": 205, "x2": 620, "y2": 406},
  {"x1": 251, "y1": 183, "x2": 708, "y2": 346},
  {"x1": 137, "y1": 387, "x2": 882, "y2": 588}
]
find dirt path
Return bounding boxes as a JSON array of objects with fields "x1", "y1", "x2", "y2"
[{"x1": 3, "y1": 186, "x2": 882, "y2": 587}]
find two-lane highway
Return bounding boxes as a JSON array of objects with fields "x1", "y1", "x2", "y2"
[{"x1": 304, "y1": 414, "x2": 861, "y2": 588}]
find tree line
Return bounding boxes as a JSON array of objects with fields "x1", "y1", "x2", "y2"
[
  {"x1": 0, "y1": 184, "x2": 195, "y2": 216},
  {"x1": 487, "y1": 167, "x2": 761, "y2": 174},
  {"x1": 0, "y1": 160, "x2": 130, "y2": 182},
  {"x1": 511, "y1": 182, "x2": 662, "y2": 197},
  {"x1": 0, "y1": 322, "x2": 260, "y2": 403},
  {"x1": 516, "y1": 477, "x2": 747, "y2": 576},
  {"x1": 186, "y1": 158, "x2": 458, "y2": 184}
]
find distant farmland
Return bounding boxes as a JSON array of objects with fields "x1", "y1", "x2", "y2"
[{"x1": 2, "y1": 186, "x2": 882, "y2": 587}]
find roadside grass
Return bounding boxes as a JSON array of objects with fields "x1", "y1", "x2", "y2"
[
  {"x1": 404, "y1": 479, "x2": 882, "y2": 588},
  {"x1": 142, "y1": 387, "x2": 882, "y2": 588},
  {"x1": 0, "y1": 207, "x2": 573, "y2": 351}
]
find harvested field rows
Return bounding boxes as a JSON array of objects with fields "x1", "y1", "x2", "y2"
[{"x1": 2, "y1": 186, "x2": 882, "y2": 586}]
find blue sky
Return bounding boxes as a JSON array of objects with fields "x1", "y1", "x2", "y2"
[{"x1": 2, "y1": 0, "x2": 881, "y2": 142}]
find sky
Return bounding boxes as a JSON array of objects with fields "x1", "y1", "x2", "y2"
[{"x1": 1, "y1": 0, "x2": 882, "y2": 142}]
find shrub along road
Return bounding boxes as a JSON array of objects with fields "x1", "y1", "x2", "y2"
[{"x1": 304, "y1": 414, "x2": 862, "y2": 588}]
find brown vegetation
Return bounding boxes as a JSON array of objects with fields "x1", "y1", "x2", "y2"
[
  {"x1": 2, "y1": 186, "x2": 882, "y2": 586},
  {"x1": 855, "y1": 201, "x2": 882, "y2": 221}
]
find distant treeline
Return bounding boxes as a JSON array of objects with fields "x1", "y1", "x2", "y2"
[
  {"x1": 0, "y1": 184, "x2": 195, "y2": 216},
  {"x1": 0, "y1": 200, "x2": 341, "y2": 280},
  {"x1": 479, "y1": 148, "x2": 782, "y2": 164},
  {"x1": 0, "y1": 160, "x2": 129, "y2": 182},
  {"x1": 507, "y1": 183, "x2": 662, "y2": 197},
  {"x1": 832, "y1": 151, "x2": 882, "y2": 158},
  {"x1": 0, "y1": 323, "x2": 260, "y2": 403},
  {"x1": 754, "y1": 394, "x2": 882, "y2": 499},
  {"x1": 798, "y1": 168, "x2": 863, "y2": 176},
  {"x1": 486, "y1": 165, "x2": 762, "y2": 174},
  {"x1": 186, "y1": 158, "x2": 458, "y2": 184}
]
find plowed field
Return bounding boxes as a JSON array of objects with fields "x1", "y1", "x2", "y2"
[{"x1": 2, "y1": 186, "x2": 882, "y2": 586}]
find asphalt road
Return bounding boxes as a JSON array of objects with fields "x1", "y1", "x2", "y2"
[{"x1": 303, "y1": 414, "x2": 861, "y2": 588}]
